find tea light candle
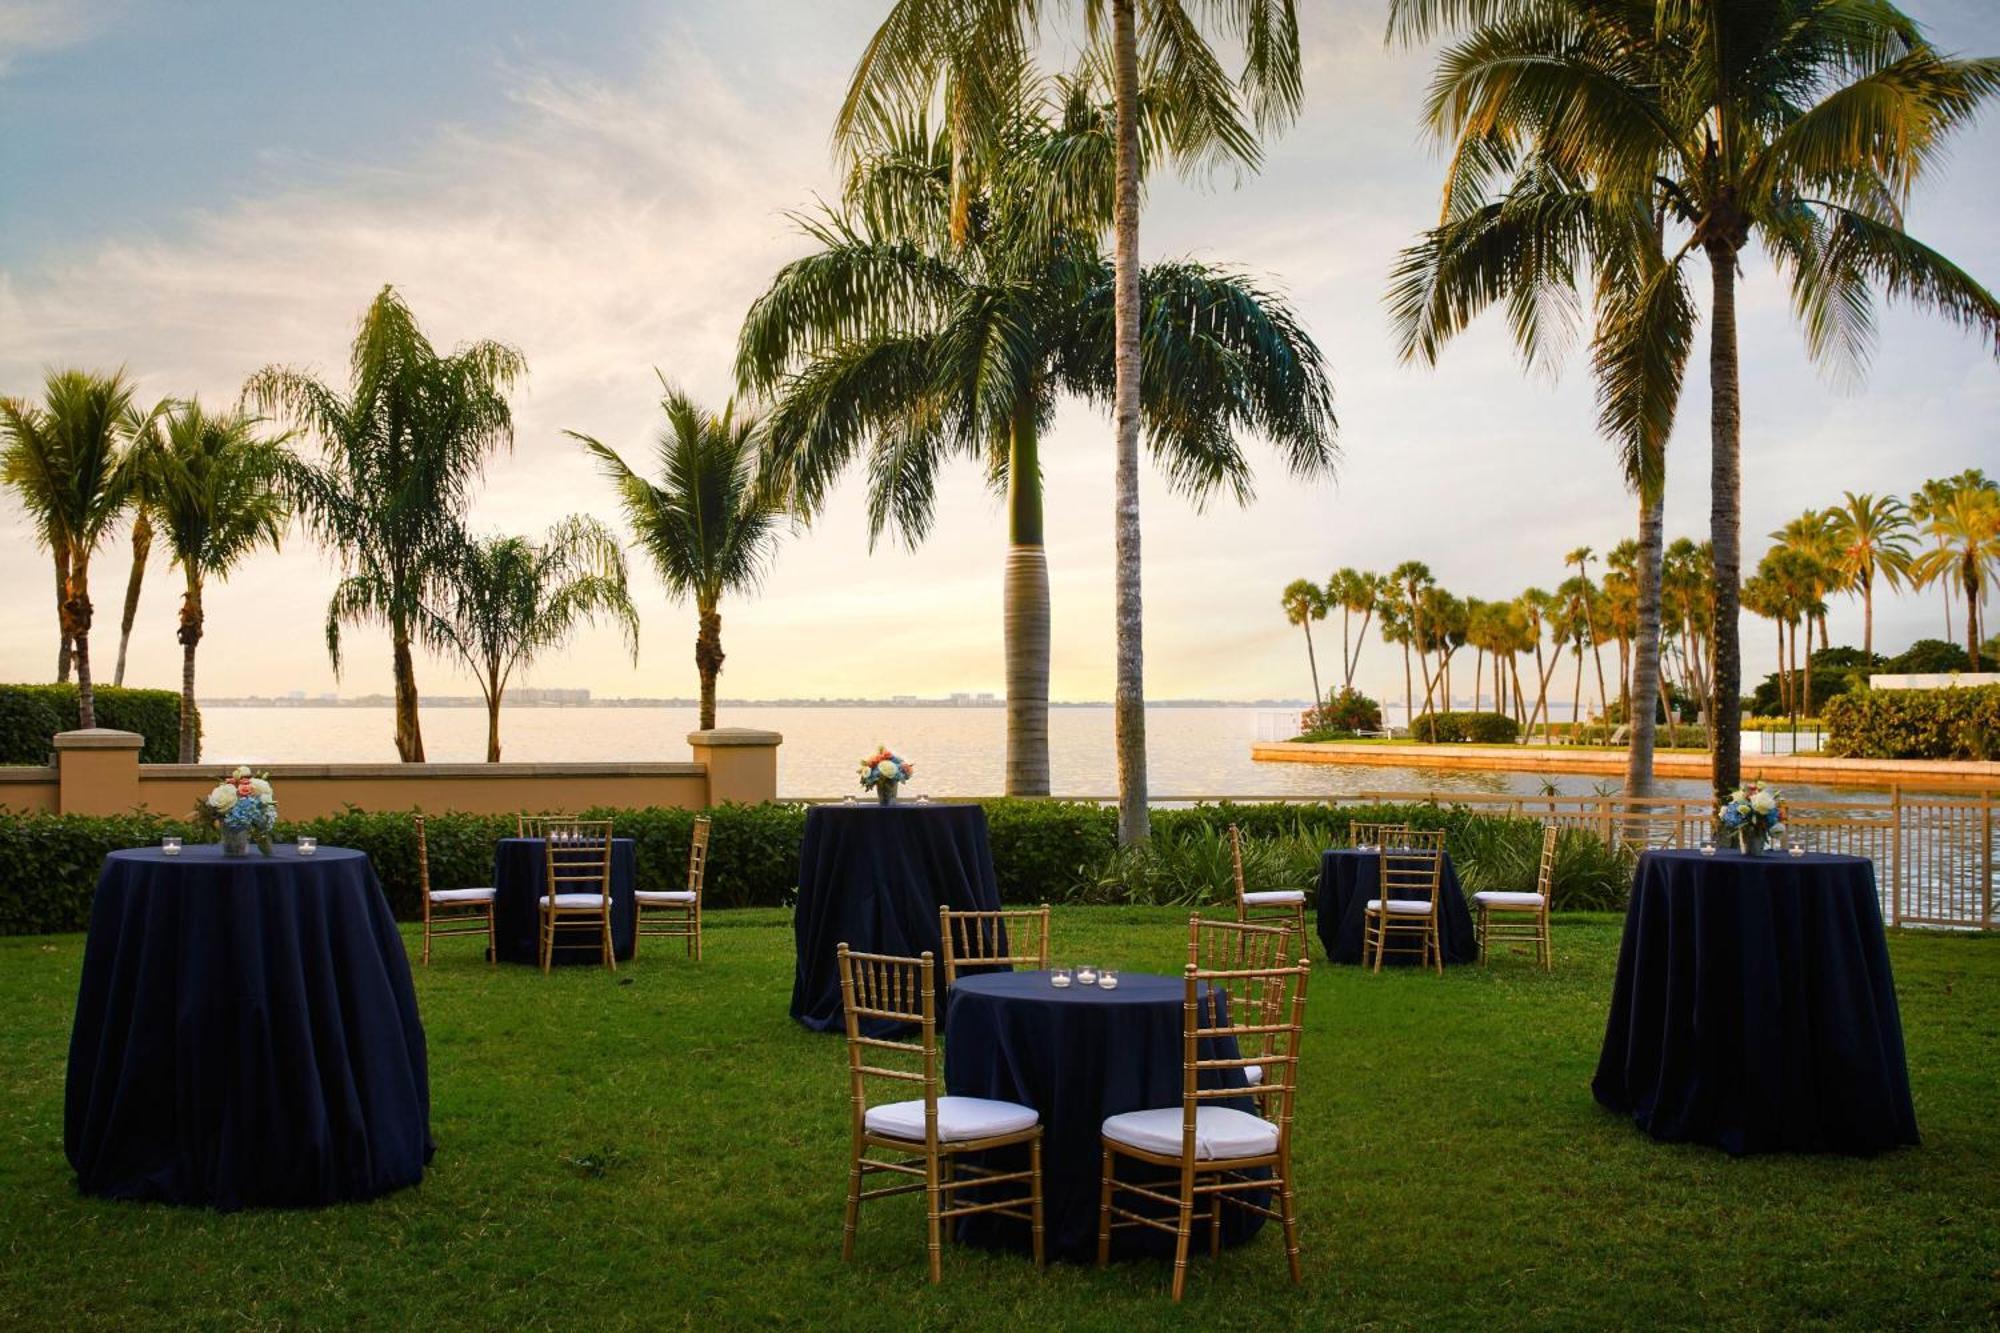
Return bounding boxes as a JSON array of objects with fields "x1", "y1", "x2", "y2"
[
  {"x1": 161, "y1": 836, "x2": 182, "y2": 856},
  {"x1": 1699, "y1": 840, "x2": 1716, "y2": 857},
  {"x1": 297, "y1": 837, "x2": 318, "y2": 857},
  {"x1": 1050, "y1": 967, "x2": 1073, "y2": 988},
  {"x1": 1788, "y1": 842, "x2": 1805, "y2": 858},
  {"x1": 1075, "y1": 964, "x2": 1099, "y2": 986},
  {"x1": 1098, "y1": 968, "x2": 1120, "y2": 990}
]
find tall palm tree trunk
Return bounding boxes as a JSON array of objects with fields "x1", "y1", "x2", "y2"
[
  {"x1": 695, "y1": 599, "x2": 725, "y2": 732},
  {"x1": 1707, "y1": 241, "x2": 1744, "y2": 800},
  {"x1": 1471, "y1": 645, "x2": 1484, "y2": 713},
  {"x1": 1569, "y1": 649, "x2": 1583, "y2": 742},
  {"x1": 64, "y1": 567, "x2": 96, "y2": 729},
  {"x1": 1109, "y1": 0, "x2": 1148, "y2": 845},
  {"x1": 1339, "y1": 606, "x2": 1352, "y2": 688},
  {"x1": 1588, "y1": 630, "x2": 1610, "y2": 726},
  {"x1": 391, "y1": 622, "x2": 425, "y2": 762},
  {"x1": 1004, "y1": 404, "x2": 1051, "y2": 795},
  {"x1": 1964, "y1": 562, "x2": 1981, "y2": 662},
  {"x1": 113, "y1": 510, "x2": 151, "y2": 687},
  {"x1": 54, "y1": 549, "x2": 72, "y2": 682},
  {"x1": 1626, "y1": 491, "x2": 1666, "y2": 797},
  {"x1": 176, "y1": 580, "x2": 203, "y2": 763},
  {"x1": 1401, "y1": 643, "x2": 1414, "y2": 730},
  {"x1": 1861, "y1": 569, "x2": 1874, "y2": 658},
  {"x1": 1300, "y1": 623, "x2": 1322, "y2": 708},
  {"x1": 484, "y1": 688, "x2": 504, "y2": 763}
]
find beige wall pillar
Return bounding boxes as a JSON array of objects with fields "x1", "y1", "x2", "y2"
[
  {"x1": 688, "y1": 728, "x2": 783, "y2": 806},
  {"x1": 55, "y1": 729, "x2": 144, "y2": 816}
]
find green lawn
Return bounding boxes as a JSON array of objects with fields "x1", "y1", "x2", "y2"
[{"x1": 2, "y1": 911, "x2": 1995, "y2": 1331}]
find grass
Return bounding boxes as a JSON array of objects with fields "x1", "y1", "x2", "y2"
[{"x1": 2, "y1": 910, "x2": 1996, "y2": 1331}]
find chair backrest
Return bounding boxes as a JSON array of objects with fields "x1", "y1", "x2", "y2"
[
  {"x1": 938, "y1": 905, "x2": 1050, "y2": 984},
  {"x1": 1379, "y1": 845, "x2": 1446, "y2": 917},
  {"x1": 1393, "y1": 827, "x2": 1448, "y2": 852},
  {"x1": 836, "y1": 945, "x2": 938, "y2": 1140},
  {"x1": 1535, "y1": 822, "x2": 1559, "y2": 900},
  {"x1": 1228, "y1": 823, "x2": 1247, "y2": 905},
  {"x1": 542, "y1": 818, "x2": 614, "y2": 901},
  {"x1": 518, "y1": 812, "x2": 572, "y2": 837},
  {"x1": 1348, "y1": 820, "x2": 1409, "y2": 848},
  {"x1": 1183, "y1": 953, "x2": 1310, "y2": 1151},
  {"x1": 687, "y1": 815, "x2": 712, "y2": 897},
  {"x1": 415, "y1": 813, "x2": 432, "y2": 919},
  {"x1": 1187, "y1": 914, "x2": 1293, "y2": 976}
]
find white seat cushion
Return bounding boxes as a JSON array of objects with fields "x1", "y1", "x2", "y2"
[
  {"x1": 1367, "y1": 898, "x2": 1434, "y2": 915},
  {"x1": 635, "y1": 889, "x2": 697, "y2": 904},
  {"x1": 1474, "y1": 890, "x2": 1546, "y2": 907},
  {"x1": 540, "y1": 893, "x2": 608, "y2": 909},
  {"x1": 1242, "y1": 890, "x2": 1306, "y2": 906},
  {"x1": 865, "y1": 1096, "x2": 1039, "y2": 1143},
  {"x1": 428, "y1": 887, "x2": 494, "y2": 903},
  {"x1": 1102, "y1": 1106, "x2": 1279, "y2": 1160}
]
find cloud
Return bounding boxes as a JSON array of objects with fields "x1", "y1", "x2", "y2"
[{"x1": 0, "y1": 0, "x2": 116, "y2": 75}]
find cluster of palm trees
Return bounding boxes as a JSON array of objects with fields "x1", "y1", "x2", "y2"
[
  {"x1": 1746, "y1": 473, "x2": 2000, "y2": 718},
  {"x1": 1, "y1": 289, "x2": 791, "y2": 764},
  {"x1": 1284, "y1": 539, "x2": 1720, "y2": 745}
]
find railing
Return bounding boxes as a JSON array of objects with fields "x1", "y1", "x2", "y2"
[{"x1": 794, "y1": 789, "x2": 1997, "y2": 930}]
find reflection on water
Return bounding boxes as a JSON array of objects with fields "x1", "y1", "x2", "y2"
[{"x1": 198, "y1": 704, "x2": 1910, "y2": 804}]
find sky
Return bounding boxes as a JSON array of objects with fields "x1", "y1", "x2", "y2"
[{"x1": 2, "y1": 0, "x2": 1997, "y2": 708}]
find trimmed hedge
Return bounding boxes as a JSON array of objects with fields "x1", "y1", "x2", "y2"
[
  {"x1": 1825, "y1": 685, "x2": 2000, "y2": 760},
  {"x1": 1408, "y1": 711, "x2": 1521, "y2": 744},
  {"x1": 0, "y1": 683, "x2": 197, "y2": 764},
  {"x1": 0, "y1": 797, "x2": 1636, "y2": 935}
]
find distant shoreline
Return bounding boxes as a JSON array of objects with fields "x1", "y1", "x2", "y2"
[{"x1": 197, "y1": 698, "x2": 1313, "y2": 710}]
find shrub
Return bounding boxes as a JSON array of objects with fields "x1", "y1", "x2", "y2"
[
  {"x1": 0, "y1": 683, "x2": 196, "y2": 764},
  {"x1": 1298, "y1": 689, "x2": 1381, "y2": 736},
  {"x1": 1408, "y1": 711, "x2": 1520, "y2": 744},
  {"x1": 1881, "y1": 639, "x2": 1973, "y2": 674},
  {"x1": 1573, "y1": 722, "x2": 1710, "y2": 747},
  {"x1": 1824, "y1": 685, "x2": 2000, "y2": 760},
  {"x1": 0, "y1": 797, "x2": 1636, "y2": 934}
]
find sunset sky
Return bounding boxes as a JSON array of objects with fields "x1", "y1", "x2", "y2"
[{"x1": 3, "y1": 0, "x2": 1996, "y2": 706}]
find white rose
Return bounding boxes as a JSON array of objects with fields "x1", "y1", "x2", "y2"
[
  {"x1": 232, "y1": 766, "x2": 251, "y2": 780},
  {"x1": 208, "y1": 784, "x2": 239, "y2": 812},
  {"x1": 249, "y1": 778, "x2": 274, "y2": 799},
  {"x1": 875, "y1": 759, "x2": 899, "y2": 779},
  {"x1": 1750, "y1": 791, "x2": 1776, "y2": 814}
]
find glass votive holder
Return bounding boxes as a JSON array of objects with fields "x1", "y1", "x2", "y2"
[
  {"x1": 1788, "y1": 841, "x2": 1806, "y2": 858},
  {"x1": 842, "y1": 794, "x2": 857, "y2": 805},
  {"x1": 1075, "y1": 964, "x2": 1099, "y2": 986},
  {"x1": 1050, "y1": 966, "x2": 1073, "y2": 988},
  {"x1": 1098, "y1": 967, "x2": 1120, "y2": 990},
  {"x1": 1699, "y1": 839, "x2": 1716, "y2": 857},
  {"x1": 297, "y1": 836, "x2": 318, "y2": 857},
  {"x1": 161, "y1": 836, "x2": 182, "y2": 856},
  {"x1": 917, "y1": 793, "x2": 932, "y2": 804}
]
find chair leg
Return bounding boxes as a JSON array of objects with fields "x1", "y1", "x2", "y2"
[
  {"x1": 421, "y1": 913, "x2": 432, "y2": 967},
  {"x1": 1030, "y1": 1137, "x2": 1046, "y2": 1269},
  {"x1": 925, "y1": 1151, "x2": 944, "y2": 1284},
  {"x1": 1209, "y1": 1191, "x2": 1222, "y2": 1258},
  {"x1": 842, "y1": 1138, "x2": 863, "y2": 1261},
  {"x1": 1170, "y1": 1165, "x2": 1196, "y2": 1302},
  {"x1": 1476, "y1": 905, "x2": 1488, "y2": 965},
  {"x1": 631, "y1": 906, "x2": 641, "y2": 960},
  {"x1": 603, "y1": 913, "x2": 616, "y2": 972},
  {"x1": 1431, "y1": 921, "x2": 1443, "y2": 976},
  {"x1": 1096, "y1": 1147, "x2": 1114, "y2": 1268},
  {"x1": 1278, "y1": 1153, "x2": 1303, "y2": 1283},
  {"x1": 539, "y1": 912, "x2": 552, "y2": 975}
]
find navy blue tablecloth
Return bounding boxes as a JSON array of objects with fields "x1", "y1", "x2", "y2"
[
  {"x1": 790, "y1": 804, "x2": 1001, "y2": 1033},
  {"x1": 492, "y1": 837, "x2": 637, "y2": 965},
  {"x1": 944, "y1": 970, "x2": 1262, "y2": 1261},
  {"x1": 1593, "y1": 849, "x2": 1919, "y2": 1155},
  {"x1": 1315, "y1": 848, "x2": 1477, "y2": 965},
  {"x1": 65, "y1": 844, "x2": 431, "y2": 1209}
]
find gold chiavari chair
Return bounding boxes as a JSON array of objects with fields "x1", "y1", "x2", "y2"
[
  {"x1": 938, "y1": 904, "x2": 1051, "y2": 986},
  {"x1": 1347, "y1": 820, "x2": 1410, "y2": 848},
  {"x1": 1186, "y1": 916, "x2": 1293, "y2": 1116},
  {"x1": 1473, "y1": 823, "x2": 1556, "y2": 970},
  {"x1": 1362, "y1": 843, "x2": 1447, "y2": 974},
  {"x1": 837, "y1": 945, "x2": 1046, "y2": 1283},
  {"x1": 1097, "y1": 949, "x2": 1311, "y2": 1302},
  {"x1": 516, "y1": 812, "x2": 570, "y2": 837},
  {"x1": 1228, "y1": 824, "x2": 1308, "y2": 956},
  {"x1": 635, "y1": 815, "x2": 709, "y2": 960},
  {"x1": 416, "y1": 813, "x2": 496, "y2": 966},
  {"x1": 537, "y1": 819, "x2": 616, "y2": 975}
]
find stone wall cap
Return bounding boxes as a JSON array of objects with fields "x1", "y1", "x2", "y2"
[
  {"x1": 135, "y1": 761, "x2": 705, "y2": 779},
  {"x1": 53, "y1": 729, "x2": 145, "y2": 750},
  {"x1": 686, "y1": 727, "x2": 785, "y2": 747}
]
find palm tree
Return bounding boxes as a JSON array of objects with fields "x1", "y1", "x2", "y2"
[
  {"x1": 108, "y1": 395, "x2": 174, "y2": 688},
  {"x1": 1280, "y1": 578, "x2": 1327, "y2": 707},
  {"x1": 1393, "y1": 0, "x2": 2000, "y2": 800},
  {"x1": 1912, "y1": 487, "x2": 2000, "y2": 662},
  {"x1": 1828, "y1": 492, "x2": 1915, "y2": 659},
  {"x1": 1516, "y1": 587, "x2": 1561, "y2": 744},
  {"x1": 1385, "y1": 560, "x2": 1434, "y2": 728},
  {"x1": 571, "y1": 383, "x2": 788, "y2": 731},
  {"x1": 1769, "y1": 510, "x2": 1841, "y2": 655},
  {"x1": 839, "y1": 1, "x2": 1305, "y2": 845},
  {"x1": 1554, "y1": 574, "x2": 1592, "y2": 735},
  {"x1": 152, "y1": 403, "x2": 291, "y2": 762},
  {"x1": 1327, "y1": 567, "x2": 1380, "y2": 691},
  {"x1": 247, "y1": 286, "x2": 525, "y2": 763},
  {"x1": 738, "y1": 89, "x2": 1333, "y2": 796},
  {"x1": 1564, "y1": 546, "x2": 1612, "y2": 724},
  {"x1": 0, "y1": 369, "x2": 143, "y2": 726},
  {"x1": 1911, "y1": 471, "x2": 1997, "y2": 642},
  {"x1": 424, "y1": 519, "x2": 638, "y2": 762}
]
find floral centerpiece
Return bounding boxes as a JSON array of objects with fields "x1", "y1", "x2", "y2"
[
  {"x1": 1717, "y1": 782, "x2": 1785, "y2": 855},
  {"x1": 194, "y1": 766, "x2": 280, "y2": 855},
  {"x1": 858, "y1": 747, "x2": 914, "y2": 804}
]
